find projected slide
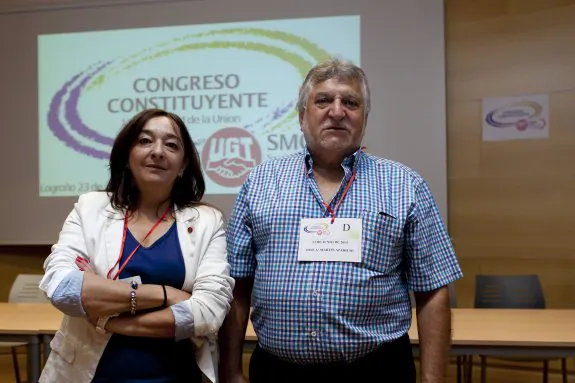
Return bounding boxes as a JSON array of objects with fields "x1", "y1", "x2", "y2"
[{"x1": 38, "y1": 15, "x2": 360, "y2": 197}]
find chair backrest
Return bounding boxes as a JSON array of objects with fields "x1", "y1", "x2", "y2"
[
  {"x1": 474, "y1": 274, "x2": 545, "y2": 309},
  {"x1": 8, "y1": 274, "x2": 48, "y2": 303}
]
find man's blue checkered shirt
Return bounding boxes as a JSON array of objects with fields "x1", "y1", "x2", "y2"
[{"x1": 226, "y1": 148, "x2": 463, "y2": 364}]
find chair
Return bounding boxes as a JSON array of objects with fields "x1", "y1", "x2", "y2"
[
  {"x1": 472, "y1": 274, "x2": 567, "y2": 383},
  {"x1": 3, "y1": 274, "x2": 48, "y2": 383}
]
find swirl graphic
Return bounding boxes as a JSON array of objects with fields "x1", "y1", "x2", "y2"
[
  {"x1": 304, "y1": 223, "x2": 330, "y2": 236},
  {"x1": 46, "y1": 28, "x2": 332, "y2": 160},
  {"x1": 485, "y1": 101, "x2": 546, "y2": 131}
]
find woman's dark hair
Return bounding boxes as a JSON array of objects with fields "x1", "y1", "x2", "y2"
[{"x1": 105, "y1": 108, "x2": 205, "y2": 212}]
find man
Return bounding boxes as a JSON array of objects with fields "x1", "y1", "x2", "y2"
[{"x1": 218, "y1": 57, "x2": 462, "y2": 383}]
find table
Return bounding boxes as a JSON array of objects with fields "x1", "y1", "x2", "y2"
[
  {"x1": 244, "y1": 309, "x2": 575, "y2": 358},
  {"x1": 2, "y1": 304, "x2": 575, "y2": 382},
  {"x1": 415, "y1": 309, "x2": 575, "y2": 358},
  {"x1": 0, "y1": 303, "x2": 62, "y2": 382}
]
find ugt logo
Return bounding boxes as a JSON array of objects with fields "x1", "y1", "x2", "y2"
[{"x1": 201, "y1": 127, "x2": 261, "y2": 188}]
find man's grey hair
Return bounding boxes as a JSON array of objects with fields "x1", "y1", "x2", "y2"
[{"x1": 296, "y1": 56, "x2": 371, "y2": 116}]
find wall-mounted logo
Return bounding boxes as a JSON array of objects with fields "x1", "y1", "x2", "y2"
[
  {"x1": 482, "y1": 94, "x2": 549, "y2": 141},
  {"x1": 201, "y1": 127, "x2": 261, "y2": 187},
  {"x1": 303, "y1": 222, "x2": 331, "y2": 236},
  {"x1": 485, "y1": 101, "x2": 546, "y2": 131}
]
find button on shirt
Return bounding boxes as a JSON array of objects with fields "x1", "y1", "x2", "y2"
[{"x1": 227, "y1": 148, "x2": 463, "y2": 364}]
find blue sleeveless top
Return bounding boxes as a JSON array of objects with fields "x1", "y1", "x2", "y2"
[{"x1": 92, "y1": 222, "x2": 200, "y2": 383}]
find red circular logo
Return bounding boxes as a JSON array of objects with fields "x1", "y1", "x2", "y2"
[
  {"x1": 516, "y1": 119, "x2": 528, "y2": 131},
  {"x1": 201, "y1": 127, "x2": 261, "y2": 188}
]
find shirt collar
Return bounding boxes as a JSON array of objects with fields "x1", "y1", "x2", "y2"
[{"x1": 303, "y1": 146, "x2": 363, "y2": 179}]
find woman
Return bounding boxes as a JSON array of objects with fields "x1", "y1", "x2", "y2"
[{"x1": 39, "y1": 109, "x2": 235, "y2": 383}]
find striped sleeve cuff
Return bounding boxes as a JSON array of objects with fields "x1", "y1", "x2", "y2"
[
  {"x1": 50, "y1": 269, "x2": 87, "y2": 317},
  {"x1": 170, "y1": 300, "x2": 195, "y2": 341}
]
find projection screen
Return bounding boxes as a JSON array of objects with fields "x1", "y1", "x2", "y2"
[{"x1": 0, "y1": 0, "x2": 448, "y2": 244}]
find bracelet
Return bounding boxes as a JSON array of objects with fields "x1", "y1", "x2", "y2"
[
  {"x1": 161, "y1": 284, "x2": 167, "y2": 308},
  {"x1": 130, "y1": 280, "x2": 138, "y2": 315}
]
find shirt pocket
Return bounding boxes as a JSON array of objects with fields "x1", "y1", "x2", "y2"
[{"x1": 360, "y1": 209, "x2": 404, "y2": 272}]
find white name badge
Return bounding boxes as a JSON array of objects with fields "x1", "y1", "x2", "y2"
[
  {"x1": 298, "y1": 218, "x2": 362, "y2": 263},
  {"x1": 119, "y1": 275, "x2": 142, "y2": 285}
]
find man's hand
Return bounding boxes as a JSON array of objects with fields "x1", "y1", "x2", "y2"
[
  {"x1": 414, "y1": 286, "x2": 452, "y2": 383},
  {"x1": 218, "y1": 278, "x2": 253, "y2": 383}
]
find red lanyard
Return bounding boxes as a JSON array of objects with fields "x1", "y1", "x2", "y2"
[
  {"x1": 107, "y1": 207, "x2": 171, "y2": 280},
  {"x1": 323, "y1": 171, "x2": 356, "y2": 224}
]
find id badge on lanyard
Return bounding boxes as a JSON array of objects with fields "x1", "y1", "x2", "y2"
[
  {"x1": 297, "y1": 170, "x2": 362, "y2": 263},
  {"x1": 297, "y1": 218, "x2": 362, "y2": 262}
]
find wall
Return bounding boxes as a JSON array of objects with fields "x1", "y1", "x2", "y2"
[
  {"x1": 0, "y1": 248, "x2": 45, "y2": 299},
  {"x1": 447, "y1": 0, "x2": 575, "y2": 381},
  {"x1": 0, "y1": 0, "x2": 574, "y2": 381},
  {"x1": 447, "y1": 0, "x2": 575, "y2": 308}
]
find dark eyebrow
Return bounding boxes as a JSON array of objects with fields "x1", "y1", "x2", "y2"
[
  {"x1": 314, "y1": 91, "x2": 360, "y2": 99},
  {"x1": 141, "y1": 128, "x2": 182, "y2": 142}
]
